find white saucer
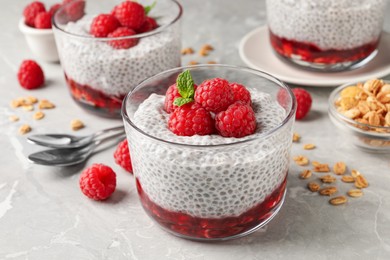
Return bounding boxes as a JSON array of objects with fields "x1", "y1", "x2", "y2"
[{"x1": 239, "y1": 26, "x2": 390, "y2": 87}]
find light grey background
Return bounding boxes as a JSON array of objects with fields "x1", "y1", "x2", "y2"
[{"x1": 1, "y1": 0, "x2": 390, "y2": 259}]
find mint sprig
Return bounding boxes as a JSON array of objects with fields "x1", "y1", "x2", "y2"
[
  {"x1": 173, "y1": 70, "x2": 195, "y2": 107},
  {"x1": 144, "y1": 1, "x2": 157, "y2": 15}
]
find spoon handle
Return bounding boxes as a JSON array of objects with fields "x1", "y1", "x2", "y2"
[{"x1": 93, "y1": 125, "x2": 125, "y2": 139}]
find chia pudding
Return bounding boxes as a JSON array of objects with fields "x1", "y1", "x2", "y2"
[
  {"x1": 266, "y1": 0, "x2": 388, "y2": 70},
  {"x1": 53, "y1": 0, "x2": 182, "y2": 117},
  {"x1": 123, "y1": 67, "x2": 295, "y2": 240}
]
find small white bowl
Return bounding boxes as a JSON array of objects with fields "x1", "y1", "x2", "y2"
[{"x1": 19, "y1": 18, "x2": 59, "y2": 62}]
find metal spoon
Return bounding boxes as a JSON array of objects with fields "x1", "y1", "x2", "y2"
[
  {"x1": 28, "y1": 132, "x2": 126, "y2": 167},
  {"x1": 27, "y1": 125, "x2": 124, "y2": 149}
]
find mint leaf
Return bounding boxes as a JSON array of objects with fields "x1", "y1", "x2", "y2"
[
  {"x1": 173, "y1": 97, "x2": 193, "y2": 107},
  {"x1": 176, "y1": 70, "x2": 195, "y2": 99},
  {"x1": 144, "y1": 1, "x2": 157, "y2": 15}
]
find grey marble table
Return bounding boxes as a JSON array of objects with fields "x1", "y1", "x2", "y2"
[{"x1": 1, "y1": 0, "x2": 390, "y2": 259}]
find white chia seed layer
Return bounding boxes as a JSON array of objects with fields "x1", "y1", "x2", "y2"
[
  {"x1": 56, "y1": 15, "x2": 181, "y2": 96},
  {"x1": 126, "y1": 91, "x2": 292, "y2": 218},
  {"x1": 266, "y1": 0, "x2": 388, "y2": 50}
]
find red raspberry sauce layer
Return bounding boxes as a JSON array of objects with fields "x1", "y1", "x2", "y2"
[
  {"x1": 269, "y1": 30, "x2": 379, "y2": 65},
  {"x1": 136, "y1": 174, "x2": 287, "y2": 239},
  {"x1": 65, "y1": 74, "x2": 125, "y2": 117}
]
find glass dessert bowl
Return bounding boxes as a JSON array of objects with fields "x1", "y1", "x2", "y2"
[
  {"x1": 329, "y1": 79, "x2": 390, "y2": 153},
  {"x1": 53, "y1": 0, "x2": 182, "y2": 118},
  {"x1": 266, "y1": 0, "x2": 388, "y2": 72},
  {"x1": 122, "y1": 65, "x2": 296, "y2": 241}
]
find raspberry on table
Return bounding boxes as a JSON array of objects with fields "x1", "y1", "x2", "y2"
[
  {"x1": 230, "y1": 83, "x2": 251, "y2": 105},
  {"x1": 168, "y1": 102, "x2": 215, "y2": 136},
  {"x1": 79, "y1": 164, "x2": 117, "y2": 201},
  {"x1": 63, "y1": 0, "x2": 85, "y2": 22},
  {"x1": 112, "y1": 1, "x2": 146, "y2": 30},
  {"x1": 194, "y1": 78, "x2": 234, "y2": 113},
  {"x1": 34, "y1": 12, "x2": 52, "y2": 29},
  {"x1": 90, "y1": 14, "x2": 120, "y2": 38},
  {"x1": 292, "y1": 88, "x2": 312, "y2": 120},
  {"x1": 107, "y1": 27, "x2": 138, "y2": 49},
  {"x1": 215, "y1": 102, "x2": 257, "y2": 137},
  {"x1": 23, "y1": 1, "x2": 46, "y2": 27},
  {"x1": 49, "y1": 3, "x2": 62, "y2": 16},
  {"x1": 114, "y1": 139, "x2": 133, "y2": 173},
  {"x1": 17, "y1": 60, "x2": 45, "y2": 90},
  {"x1": 137, "y1": 16, "x2": 158, "y2": 33}
]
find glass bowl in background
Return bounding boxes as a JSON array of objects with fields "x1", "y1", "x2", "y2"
[
  {"x1": 122, "y1": 65, "x2": 296, "y2": 241},
  {"x1": 329, "y1": 81, "x2": 390, "y2": 153},
  {"x1": 266, "y1": 0, "x2": 388, "y2": 72},
  {"x1": 53, "y1": 0, "x2": 182, "y2": 118}
]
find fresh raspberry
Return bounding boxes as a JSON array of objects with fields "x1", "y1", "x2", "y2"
[
  {"x1": 164, "y1": 83, "x2": 197, "y2": 113},
  {"x1": 49, "y1": 3, "x2": 62, "y2": 16},
  {"x1": 194, "y1": 78, "x2": 234, "y2": 113},
  {"x1": 17, "y1": 60, "x2": 45, "y2": 90},
  {"x1": 114, "y1": 139, "x2": 133, "y2": 173},
  {"x1": 23, "y1": 1, "x2": 46, "y2": 27},
  {"x1": 34, "y1": 12, "x2": 52, "y2": 29},
  {"x1": 79, "y1": 164, "x2": 116, "y2": 201},
  {"x1": 230, "y1": 83, "x2": 251, "y2": 105},
  {"x1": 137, "y1": 16, "x2": 158, "y2": 33},
  {"x1": 112, "y1": 1, "x2": 146, "y2": 30},
  {"x1": 107, "y1": 27, "x2": 138, "y2": 49},
  {"x1": 164, "y1": 84, "x2": 181, "y2": 113},
  {"x1": 168, "y1": 102, "x2": 214, "y2": 136},
  {"x1": 90, "y1": 14, "x2": 120, "y2": 37},
  {"x1": 63, "y1": 0, "x2": 85, "y2": 22},
  {"x1": 292, "y1": 88, "x2": 312, "y2": 120},
  {"x1": 215, "y1": 102, "x2": 257, "y2": 138}
]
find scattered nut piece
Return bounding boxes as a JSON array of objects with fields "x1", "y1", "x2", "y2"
[
  {"x1": 341, "y1": 175, "x2": 355, "y2": 183},
  {"x1": 319, "y1": 186, "x2": 338, "y2": 196},
  {"x1": 10, "y1": 99, "x2": 22, "y2": 108},
  {"x1": 313, "y1": 162, "x2": 330, "y2": 172},
  {"x1": 71, "y1": 119, "x2": 85, "y2": 131},
  {"x1": 293, "y1": 155, "x2": 309, "y2": 166},
  {"x1": 199, "y1": 44, "x2": 214, "y2": 56},
  {"x1": 299, "y1": 170, "x2": 312, "y2": 179},
  {"x1": 347, "y1": 189, "x2": 363, "y2": 198},
  {"x1": 207, "y1": 61, "x2": 217, "y2": 64},
  {"x1": 188, "y1": 61, "x2": 199, "y2": 66},
  {"x1": 303, "y1": 144, "x2": 316, "y2": 150},
  {"x1": 333, "y1": 162, "x2": 347, "y2": 175},
  {"x1": 307, "y1": 182, "x2": 320, "y2": 192},
  {"x1": 355, "y1": 175, "x2": 369, "y2": 189},
  {"x1": 33, "y1": 111, "x2": 45, "y2": 120},
  {"x1": 319, "y1": 175, "x2": 336, "y2": 183},
  {"x1": 181, "y1": 47, "x2": 194, "y2": 55},
  {"x1": 329, "y1": 196, "x2": 347, "y2": 206},
  {"x1": 351, "y1": 169, "x2": 361, "y2": 178},
  {"x1": 26, "y1": 96, "x2": 38, "y2": 104},
  {"x1": 9, "y1": 115, "x2": 19, "y2": 122},
  {"x1": 19, "y1": 124, "x2": 31, "y2": 135},
  {"x1": 38, "y1": 99, "x2": 55, "y2": 109},
  {"x1": 292, "y1": 133, "x2": 301, "y2": 142},
  {"x1": 23, "y1": 105, "x2": 34, "y2": 112}
]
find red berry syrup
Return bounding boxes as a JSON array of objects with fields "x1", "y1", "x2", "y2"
[
  {"x1": 136, "y1": 175, "x2": 287, "y2": 240},
  {"x1": 65, "y1": 75, "x2": 125, "y2": 118},
  {"x1": 269, "y1": 30, "x2": 379, "y2": 65}
]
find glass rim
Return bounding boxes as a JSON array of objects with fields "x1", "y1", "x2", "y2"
[
  {"x1": 328, "y1": 81, "x2": 390, "y2": 136},
  {"x1": 122, "y1": 64, "x2": 297, "y2": 148},
  {"x1": 52, "y1": 0, "x2": 183, "y2": 41}
]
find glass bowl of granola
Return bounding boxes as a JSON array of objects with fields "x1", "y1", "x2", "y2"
[{"x1": 329, "y1": 79, "x2": 390, "y2": 152}]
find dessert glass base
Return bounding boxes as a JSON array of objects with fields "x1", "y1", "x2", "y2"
[
  {"x1": 270, "y1": 32, "x2": 379, "y2": 72},
  {"x1": 137, "y1": 176, "x2": 287, "y2": 241}
]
